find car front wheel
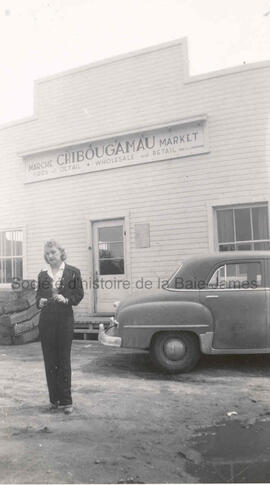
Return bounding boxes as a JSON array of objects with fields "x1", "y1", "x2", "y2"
[{"x1": 150, "y1": 331, "x2": 200, "y2": 373}]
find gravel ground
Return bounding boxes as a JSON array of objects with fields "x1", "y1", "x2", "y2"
[{"x1": 0, "y1": 339, "x2": 270, "y2": 483}]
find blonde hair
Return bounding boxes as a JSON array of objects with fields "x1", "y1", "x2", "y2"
[{"x1": 44, "y1": 239, "x2": 67, "y2": 263}]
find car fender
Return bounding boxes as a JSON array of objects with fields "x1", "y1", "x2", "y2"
[{"x1": 118, "y1": 301, "x2": 214, "y2": 350}]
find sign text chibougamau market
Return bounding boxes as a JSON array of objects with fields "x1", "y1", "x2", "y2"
[{"x1": 24, "y1": 120, "x2": 207, "y2": 183}]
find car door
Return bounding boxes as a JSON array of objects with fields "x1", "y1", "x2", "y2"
[{"x1": 200, "y1": 259, "x2": 267, "y2": 349}]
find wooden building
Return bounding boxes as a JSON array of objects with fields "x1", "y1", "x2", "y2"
[{"x1": 0, "y1": 38, "x2": 270, "y2": 333}]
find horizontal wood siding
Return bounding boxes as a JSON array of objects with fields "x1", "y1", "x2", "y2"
[{"x1": 0, "y1": 40, "x2": 270, "y2": 319}]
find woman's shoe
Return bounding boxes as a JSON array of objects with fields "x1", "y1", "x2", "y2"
[
  {"x1": 49, "y1": 402, "x2": 58, "y2": 411},
  {"x1": 64, "y1": 405, "x2": 73, "y2": 415}
]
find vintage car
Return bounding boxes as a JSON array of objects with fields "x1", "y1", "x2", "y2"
[{"x1": 98, "y1": 252, "x2": 270, "y2": 372}]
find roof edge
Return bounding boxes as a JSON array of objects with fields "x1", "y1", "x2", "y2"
[
  {"x1": 1, "y1": 36, "x2": 270, "y2": 132},
  {"x1": 35, "y1": 38, "x2": 187, "y2": 85}
]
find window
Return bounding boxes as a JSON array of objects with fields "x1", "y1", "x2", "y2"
[
  {"x1": 98, "y1": 225, "x2": 124, "y2": 275},
  {"x1": 208, "y1": 262, "x2": 262, "y2": 289},
  {"x1": 216, "y1": 204, "x2": 270, "y2": 251},
  {"x1": 0, "y1": 230, "x2": 23, "y2": 284}
]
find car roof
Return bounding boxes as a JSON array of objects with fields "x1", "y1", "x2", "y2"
[
  {"x1": 177, "y1": 251, "x2": 270, "y2": 283},
  {"x1": 185, "y1": 251, "x2": 270, "y2": 263}
]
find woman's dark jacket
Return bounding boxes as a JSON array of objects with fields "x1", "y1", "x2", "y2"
[{"x1": 36, "y1": 264, "x2": 84, "y2": 324}]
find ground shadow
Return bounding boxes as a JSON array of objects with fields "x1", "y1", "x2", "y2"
[{"x1": 82, "y1": 346, "x2": 270, "y2": 381}]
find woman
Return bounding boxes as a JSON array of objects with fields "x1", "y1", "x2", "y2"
[{"x1": 36, "y1": 240, "x2": 84, "y2": 414}]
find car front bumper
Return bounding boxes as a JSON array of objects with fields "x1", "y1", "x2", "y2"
[{"x1": 98, "y1": 321, "x2": 122, "y2": 347}]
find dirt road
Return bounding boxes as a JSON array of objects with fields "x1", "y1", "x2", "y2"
[{"x1": 1, "y1": 340, "x2": 270, "y2": 483}]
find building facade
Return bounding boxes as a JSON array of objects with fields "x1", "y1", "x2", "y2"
[{"x1": 0, "y1": 38, "x2": 270, "y2": 323}]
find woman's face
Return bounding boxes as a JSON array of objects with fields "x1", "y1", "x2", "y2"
[{"x1": 45, "y1": 246, "x2": 62, "y2": 267}]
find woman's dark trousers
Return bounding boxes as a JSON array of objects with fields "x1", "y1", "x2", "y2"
[{"x1": 39, "y1": 316, "x2": 74, "y2": 406}]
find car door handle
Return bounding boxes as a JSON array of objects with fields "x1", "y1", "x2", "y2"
[{"x1": 206, "y1": 295, "x2": 219, "y2": 299}]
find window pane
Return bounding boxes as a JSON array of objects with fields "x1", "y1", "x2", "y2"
[
  {"x1": 4, "y1": 259, "x2": 12, "y2": 283},
  {"x1": 99, "y1": 242, "x2": 123, "y2": 259},
  {"x1": 226, "y1": 263, "x2": 247, "y2": 288},
  {"x1": 236, "y1": 243, "x2": 252, "y2": 251},
  {"x1": 0, "y1": 260, "x2": 4, "y2": 283},
  {"x1": 217, "y1": 210, "x2": 234, "y2": 243},
  {"x1": 246, "y1": 262, "x2": 262, "y2": 287},
  {"x1": 237, "y1": 263, "x2": 248, "y2": 276},
  {"x1": 13, "y1": 231, "x2": 23, "y2": 256},
  {"x1": 235, "y1": 208, "x2": 252, "y2": 241},
  {"x1": 98, "y1": 226, "x2": 123, "y2": 242},
  {"x1": 100, "y1": 259, "x2": 124, "y2": 275},
  {"x1": 14, "y1": 258, "x2": 23, "y2": 279},
  {"x1": 254, "y1": 241, "x2": 270, "y2": 250},
  {"x1": 227, "y1": 264, "x2": 237, "y2": 277},
  {"x1": 0, "y1": 230, "x2": 23, "y2": 257},
  {"x1": 219, "y1": 244, "x2": 236, "y2": 252},
  {"x1": 2, "y1": 232, "x2": 12, "y2": 256},
  {"x1": 252, "y1": 207, "x2": 269, "y2": 240}
]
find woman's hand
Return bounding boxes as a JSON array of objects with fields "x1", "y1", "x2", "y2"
[
  {"x1": 39, "y1": 298, "x2": 48, "y2": 308},
  {"x1": 54, "y1": 294, "x2": 68, "y2": 304}
]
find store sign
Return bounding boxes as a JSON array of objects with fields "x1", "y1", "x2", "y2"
[{"x1": 24, "y1": 120, "x2": 208, "y2": 183}]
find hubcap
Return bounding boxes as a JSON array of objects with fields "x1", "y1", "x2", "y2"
[{"x1": 163, "y1": 338, "x2": 186, "y2": 361}]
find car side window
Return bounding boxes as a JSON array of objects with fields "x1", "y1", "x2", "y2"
[{"x1": 208, "y1": 262, "x2": 262, "y2": 289}]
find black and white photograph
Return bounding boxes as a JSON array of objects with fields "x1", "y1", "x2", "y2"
[{"x1": 1, "y1": 0, "x2": 270, "y2": 483}]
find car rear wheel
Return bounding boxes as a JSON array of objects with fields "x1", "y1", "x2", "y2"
[{"x1": 150, "y1": 331, "x2": 200, "y2": 373}]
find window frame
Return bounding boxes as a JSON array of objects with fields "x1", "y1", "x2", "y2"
[
  {"x1": 215, "y1": 203, "x2": 270, "y2": 252},
  {"x1": 205, "y1": 259, "x2": 265, "y2": 290},
  {"x1": 0, "y1": 227, "x2": 26, "y2": 289},
  {"x1": 207, "y1": 261, "x2": 263, "y2": 289},
  {"x1": 87, "y1": 211, "x2": 131, "y2": 313}
]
